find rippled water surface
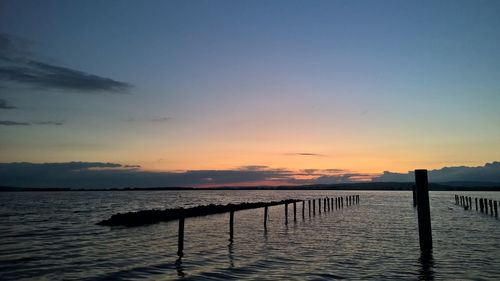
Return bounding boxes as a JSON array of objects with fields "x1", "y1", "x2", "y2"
[{"x1": 1, "y1": 190, "x2": 499, "y2": 280}]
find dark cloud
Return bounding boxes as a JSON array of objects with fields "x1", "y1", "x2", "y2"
[
  {"x1": 373, "y1": 162, "x2": 500, "y2": 183},
  {"x1": 0, "y1": 120, "x2": 64, "y2": 126},
  {"x1": 0, "y1": 33, "x2": 132, "y2": 93},
  {"x1": 0, "y1": 120, "x2": 30, "y2": 126},
  {"x1": 0, "y1": 98, "x2": 16, "y2": 109},
  {"x1": 0, "y1": 162, "x2": 367, "y2": 188}
]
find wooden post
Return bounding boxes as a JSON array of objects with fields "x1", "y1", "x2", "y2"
[
  {"x1": 489, "y1": 200, "x2": 493, "y2": 216},
  {"x1": 293, "y1": 202, "x2": 297, "y2": 222},
  {"x1": 177, "y1": 217, "x2": 185, "y2": 257},
  {"x1": 412, "y1": 185, "x2": 417, "y2": 207},
  {"x1": 485, "y1": 198, "x2": 488, "y2": 214},
  {"x1": 324, "y1": 198, "x2": 327, "y2": 212},
  {"x1": 302, "y1": 200, "x2": 305, "y2": 220},
  {"x1": 264, "y1": 206, "x2": 268, "y2": 229},
  {"x1": 469, "y1": 197, "x2": 472, "y2": 210},
  {"x1": 415, "y1": 169, "x2": 432, "y2": 252},
  {"x1": 285, "y1": 203, "x2": 288, "y2": 225},
  {"x1": 480, "y1": 198, "x2": 484, "y2": 213},
  {"x1": 318, "y1": 199, "x2": 321, "y2": 214},
  {"x1": 229, "y1": 211, "x2": 234, "y2": 242},
  {"x1": 308, "y1": 200, "x2": 311, "y2": 217},
  {"x1": 313, "y1": 199, "x2": 316, "y2": 216},
  {"x1": 475, "y1": 198, "x2": 478, "y2": 211},
  {"x1": 494, "y1": 201, "x2": 498, "y2": 217}
]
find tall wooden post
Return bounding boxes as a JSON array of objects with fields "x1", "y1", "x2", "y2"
[
  {"x1": 302, "y1": 200, "x2": 305, "y2": 220},
  {"x1": 412, "y1": 185, "x2": 417, "y2": 207},
  {"x1": 285, "y1": 203, "x2": 288, "y2": 225},
  {"x1": 415, "y1": 169, "x2": 432, "y2": 252},
  {"x1": 313, "y1": 199, "x2": 316, "y2": 216},
  {"x1": 177, "y1": 217, "x2": 185, "y2": 257},
  {"x1": 307, "y1": 200, "x2": 311, "y2": 217},
  {"x1": 318, "y1": 199, "x2": 321, "y2": 214},
  {"x1": 475, "y1": 198, "x2": 478, "y2": 211},
  {"x1": 293, "y1": 202, "x2": 297, "y2": 222},
  {"x1": 264, "y1": 206, "x2": 268, "y2": 229},
  {"x1": 494, "y1": 201, "x2": 498, "y2": 217},
  {"x1": 229, "y1": 211, "x2": 234, "y2": 242}
]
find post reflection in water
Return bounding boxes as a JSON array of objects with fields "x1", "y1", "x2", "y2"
[
  {"x1": 174, "y1": 257, "x2": 185, "y2": 277},
  {"x1": 418, "y1": 251, "x2": 434, "y2": 281},
  {"x1": 228, "y1": 243, "x2": 235, "y2": 268}
]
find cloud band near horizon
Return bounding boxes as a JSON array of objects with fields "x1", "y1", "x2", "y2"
[{"x1": 0, "y1": 161, "x2": 499, "y2": 189}]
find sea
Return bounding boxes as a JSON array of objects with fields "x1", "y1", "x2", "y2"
[{"x1": 0, "y1": 190, "x2": 499, "y2": 280}]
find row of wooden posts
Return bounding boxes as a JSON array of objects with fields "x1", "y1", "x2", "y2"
[
  {"x1": 178, "y1": 195, "x2": 360, "y2": 257},
  {"x1": 455, "y1": 195, "x2": 498, "y2": 217}
]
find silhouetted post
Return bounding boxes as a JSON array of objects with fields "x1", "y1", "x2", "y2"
[
  {"x1": 469, "y1": 197, "x2": 472, "y2": 210},
  {"x1": 313, "y1": 200, "x2": 316, "y2": 216},
  {"x1": 494, "y1": 201, "x2": 498, "y2": 217},
  {"x1": 475, "y1": 198, "x2": 478, "y2": 211},
  {"x1": 302, "y1": 200, "x2": 305, "y2": 220},
  {"x1": 485, "y1": 198, "x2": 489, "y2": 214},
  {"x1": 293, "y1": 202, "x2": 297, "y2": 222},
  {"x1": 341, "y1": 197, "x2": 344, "y2": 208},
  {"x1": 308, "y1": 200, "x2": 311, "y2": 217},
  {"x1": 285, "y1": 203, "x2": 288, "y2": 225},
  {"x1": 415, "y1": 169, "x2": 432, "y2": 252},
  {"x1": 325, "y1": 198, "x2": 327, "y2": 212},
  {"x1": 229, "y1": 211, "x2": 234, "y2": 242},
  {"x1": 264, "y1": 206, "x2": 268, "y2": 229},
  {"x1": 318, "y1": 199, "x2": 321, "y2": 214},
  {"x1": 480, "y1": 198, "x2": 484, "y2": 213},
  {"x1": 177, "y1": 217, "x2": 185, "y2": 257},
  {"x1": 489, "y1": 200, "x2": 493, "y2": 216},
  {"x1": 411, "y1": 185, "x2": 417, "y2": 207}
]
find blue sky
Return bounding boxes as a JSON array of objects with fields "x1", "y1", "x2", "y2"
[{"x1": 1, "y1": 0, "x2": 500, "y2": 186}]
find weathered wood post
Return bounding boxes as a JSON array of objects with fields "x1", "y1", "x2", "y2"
[
  {"x1": 293, "y1": 201, "x2": 297, "y2": 222},
  {"x1": 341, "y1": 197, "x2": 344, "y2": 208},
  {"x1": 412, "y1": 185, "x2": 417, "y2": 207},
  {"x1": 480, "y1": 198, "x2": 484, "y2": 213},
  {"x1": 177, "y1": 217, "x2": 185, "y2": 257},
  {"x1": 489, "y1": 200, "x2": 493, "y2": 216},
  {"x1": 285, "y1": 203, "x2": 288, "y2": 225},
  {"x1": 325, "y1": 198, "x2": 328, "y2": 212},
  {"x1": 469, "y1": 197, "x2": 472, "y2": 210},
  {"x1": 415, "y1": 169, "x2": 432, "y2": 252},
  {"x1": 302, "y1": 200, "x2": 305, "y2": 220},
  {"x1": 494, "y1": 201, "x2": 498, "y2": 217},
  {"x1": 229, "y1": 211, "x2": 234, "y2": 242},
  {"x1": 318, "y1": 199, "x2": 321, "y2": 214},
  {"x1": 313, "y1": 199, "x2": 316, "y2": 216},
  {"x1": 485, "y1": 198, "x2": 489, "y2": 214},
  {"x1": 475, "y1": 198, "x2": 478, "y2": 211},
  {"x1": 264, "y1": 206, "x2": 268, "y2": 229},
  {"x1": 308, "y1": 200, "x2": 311, "y2": 217}
]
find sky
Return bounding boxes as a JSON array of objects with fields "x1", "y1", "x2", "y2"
[{"x1": 1, "y1": 0, "x2": 500, "y2": 187}]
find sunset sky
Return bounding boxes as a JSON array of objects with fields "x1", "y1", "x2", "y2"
[{"x1": 1, "y1": 0, "x2": 500, "y2": 187}]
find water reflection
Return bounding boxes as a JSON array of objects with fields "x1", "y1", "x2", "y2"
[
  {"x1": 174, "y1": 257, "x2": 185, "y2": 277},
  {"x1": 418, "y1": 251, "x2": 434, "y2": 280},
  {"x1": 228, "y1": 243, "x2": 235, "y2": 268}
]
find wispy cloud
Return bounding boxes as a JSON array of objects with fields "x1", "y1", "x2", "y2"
[
  {"x1": 286, "y1": 152, "x2": 327, "y2": 157},
  {"x1": 0, "y1": 120, "x2": 30, "y2": 126},
  {"x1": 0, "y1": 98, "x2": 16, "y2": 109},
  {"x1": 0, "y1": 120, "x2": 64, "y2": 126},
  {"x1": 0, "y1": 33, "x2": 132, "y2": 93}
]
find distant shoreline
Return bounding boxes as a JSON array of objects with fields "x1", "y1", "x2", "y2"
[{"x1": 2, "y1": 182, "x2": 500, "y2": 192}]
